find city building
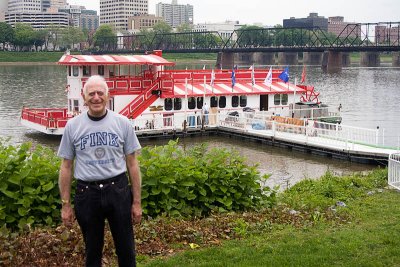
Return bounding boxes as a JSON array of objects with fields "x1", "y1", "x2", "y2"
[
  {"x1": 4, "y1": 0, "x2": 73, "y2": 29},
  {"x1": 328, "y1": 16, "x2": 361, "y2": 38},
  {"x1": 156, "y1": 0, "x2": 193, "y2": 28},
  {"x1": 194, "y1": 20, "x2": 243, "y2": 40},
  {"x1": 375, "y1": 25, "x2": 400, "y2": 44},
  {"x1": 5, "y1": 11, "x2": 69, "y2": 28},
  {"x1": 100, "y1": 0, "x2": 149, "y2": 31},
  {"x1": 283, "y1": 12, "x2": 328, "y2": 31},
  {"x1": 127, "y1": 14, "x2": 164, "y2": 32},
  {"x1": 59, "y1": 5, "x2": 99, "y2": 31},
  {"x1": 0, "y1": 0, "x2": 8, "y2": 22}
]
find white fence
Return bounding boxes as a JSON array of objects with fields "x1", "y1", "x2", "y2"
[
  {"x1": 389, "y1": 153, "x2": 400, "y2": 190},
  {"x1": 132, "y1": 111, "x2": 383, "y2": 150}
]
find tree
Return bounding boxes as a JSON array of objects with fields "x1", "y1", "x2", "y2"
[
  {"x1": 176, "y1": 23, "x2": 193, "y2": 33},
  {"x1": 62, "y1": 26, "x2": 85, "y2": 50},
  {"x1": 0, "y1": 22, "x2": 14, "y2": 50},
  {"x1": 33, "y1": 29, "x2": 48, "y2": 51},
  {"x1": 93, "y1": 24, "x2": 117, "y2": 50},
  {"x1": 47, "y1": 24, "x2": 64, "y2": 51},
  {"x1": 13, "y1": 23, "x2": 35, "y2": 51},
  {"x1": 152, "y1": 21, "x2": 172, "y2": 34}
]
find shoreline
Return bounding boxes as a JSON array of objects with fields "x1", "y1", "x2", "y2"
[{"x1": 0, "y1": 62, "x2": 57, "y2": 66}]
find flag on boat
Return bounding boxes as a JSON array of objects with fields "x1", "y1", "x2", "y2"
[
  {"x1": 278, "y1": 67, "x2": 289, "y2": 83},
  {"x1": 210, "y1": 68, "x2": 215, "y2": 86},
  {"x1": 264, "y1": 66, "x2": 272, "y2": 85},
  {"x1": 300, "y1": 65, "x2": 306, "y2": 84},
  {"x1": 231, "y1": 66, "x2": 237, "y2": 89},
  {"x1": 251, "y1": 64, "x2": 255, "y2": 86}
]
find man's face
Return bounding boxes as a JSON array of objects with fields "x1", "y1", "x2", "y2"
[{"x1": 83, "y1": 81, "x2": 109, "y2": 117}]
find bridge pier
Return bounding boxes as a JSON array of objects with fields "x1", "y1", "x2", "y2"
[
  {"x1": 216, "y1": 52, "x2": 235, "y2": 69},
  {"x1": 302, "y1": 52, "x2": 323, "y2": 65},
  {"x1": 253, "y1": 52, "x2": 275, "y2": 66},
  {"x1": 278, "y1": 52, "x2": 298, "y2": 65},
  {"x1": 342, "y1": 53, "x2": 351, "y2": 67},
  {"x1": 392, "y1": 52, "x2": 400, "y2": 67},
  {"x1": 360, "y1": 52, "x2": 380, "y2": 67},
  {"x1": 234, "y1": 52, "x2": 252, "y2": 65},
  {"x1": 322, "y1": 51, "x2": 342, "y2": 73}
]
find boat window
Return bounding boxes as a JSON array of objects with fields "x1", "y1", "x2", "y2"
[
  {"x1": 68, "y1": 99, "x2": 72, "y2": 112},
  {"x1": 68, "y1": 66, "x2": 71, "y2": 76},
  {"x1": 232, "y1": 96, "x2": 239, "y2": 107},
  {"x1": 281, "y1": 94, "x2": 288, "y2": 105},
  {"x1": 210, "y1": 96, "x2": 218, "y2": 107},
  {"x1": 72, "y1": 66, "x2": 79, "y2": 77},
  {"x1": 197, "y1": 97, "x2": 203, "y2": 109},
  {"x1": 188, "y1": 97, "x2": 196, "y2": 109},
  {"x1": 108, "y1": 98, "x2": 114, "y2": 111},
  {"x1": 98, "y1": 65, "x2": 105, "y2": 76},
  {"x1": 174, "y1": 98, "x2": 182, "y2": 110},
  {"x1": 219, "y1": 96, "x2": 226, "y2": 108},
  {"x1": 83, "y1": 66, "x2": 91, "y2": 76},
  {"x1": 274, "y1": 94, "x2": 280, "y2": 105},
  {"x1": 73, "y1": 99, "x2": 79, "y2": 113},
  {"x1": 240, "y1": 96, "x2": 247, "y2": 107},
  {"x1": 164, "y1": 98, "x2": 173, "y2": 111}
]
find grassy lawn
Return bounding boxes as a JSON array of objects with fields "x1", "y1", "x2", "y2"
[{"x1": 140, "y1": 177, "x2": 400, "y2": 266}]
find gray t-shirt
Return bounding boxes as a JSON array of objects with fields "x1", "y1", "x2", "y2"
[{"x1": 57, "y1": 110, "x2": 141, "y2": 181}]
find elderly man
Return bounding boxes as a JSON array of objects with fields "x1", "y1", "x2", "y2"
[{"x1": 58, "y1": 75, "x2": 142, "y2": 267}]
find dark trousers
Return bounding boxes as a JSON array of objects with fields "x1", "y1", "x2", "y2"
[{"x1": 74, "y1": 173, "x2": 136, "y2": 267}]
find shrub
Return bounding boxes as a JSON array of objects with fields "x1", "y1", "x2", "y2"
[
  {"x1": 0, "y1": 141, "x2": 61, "y2": 230},
  {"x1": 139, "y1": 140, "x2": 276, "y2": 217}
]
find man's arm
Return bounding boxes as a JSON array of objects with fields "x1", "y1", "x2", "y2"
[
  {"x1": 126, "y1": 152, "x2": 142, "y2": 224},
  {"x1": 59, "y1": 158, "x2": 74, "y2": 227}
]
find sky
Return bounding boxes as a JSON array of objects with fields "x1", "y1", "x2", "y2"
[{"x1": 67, "y1": 0, "x2": 399, "y2": 25}]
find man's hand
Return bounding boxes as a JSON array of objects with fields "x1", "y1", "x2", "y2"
[
  {"x1": 61, "y1": 204, "x2": 74, "y2": 227},
  {"x1": 131, "y1": 203, "x2": 142, "y2": 224}
]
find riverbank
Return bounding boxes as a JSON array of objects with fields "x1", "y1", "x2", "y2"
[
  {"x1": 0, "y1": 51, "x2": 393, "y2": 64},
  {"x1": 1, "y1": 168, "x2": 396, "y2": 266}
]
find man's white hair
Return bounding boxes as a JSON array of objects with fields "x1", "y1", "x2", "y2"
[{"x1": 83, "y1": 75, "x2": 109, "y2": 96}]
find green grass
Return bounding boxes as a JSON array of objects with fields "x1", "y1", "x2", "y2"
[{"x1": 139, "y1": 169, "x2": 400, "y2": 267}]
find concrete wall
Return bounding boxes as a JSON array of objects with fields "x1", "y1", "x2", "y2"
[
  {"x1": 392, "y1": 52, "x2": 400, "y2": 67},
  {"x1": 322, "y1": 51, "x2": 342, "y2": 72},
  {"x1": 303, "y1": 52, "x2": 323, "y2": 65},
  {"x1": 277, "y1": 52, "x2": 298, "y2": 65},
  {"x1": 360, "y1": 52, "x2": 380, "y2": 67}
]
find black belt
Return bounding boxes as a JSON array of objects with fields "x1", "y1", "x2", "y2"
[{"x1": 77, "y1": 172, "x2": 126, "y2": 186}]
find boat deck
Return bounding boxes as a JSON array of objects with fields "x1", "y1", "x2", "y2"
[{"x1": 134, "y1": 114, "x2": 398, "y2": 165}]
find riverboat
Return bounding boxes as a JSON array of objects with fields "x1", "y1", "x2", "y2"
[{"x1": 20, "y1": 50, "x2": 339, "y2": 136}]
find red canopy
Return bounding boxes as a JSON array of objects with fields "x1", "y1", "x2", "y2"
[{"x1": 58, "y1": 54, "x2": 175, "y2": 66}]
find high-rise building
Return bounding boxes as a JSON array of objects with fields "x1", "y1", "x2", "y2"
[
  {"x1": 127, "y1": 14, "x2": 164, "y2": 32},
  {"x1": 156, "y1": 0, "x2": 193, "y2": 28},
  {"x1": 58, "y1": 5, "x2": 99, "y2": 31},
  {"x1": 8, "y1": 0, "x2": 42, "y2": 13},
  {"x1": 283, "y1": 13, "x2": 328, "y2": 31},
  {"x1": 0, "y1": 0, "x2": 8, "y2": 22},
  {"x1": 5, "y1": 0, "x2": 69, "y2": 29},
  {"x1": 328, "y1": 16, "x2": 361, "y2": 38},
  {"x1": 100, "y1": 0, "x2": 149, "y2": 31}
]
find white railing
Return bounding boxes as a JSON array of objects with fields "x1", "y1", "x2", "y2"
[
  {"x1": 131, "y1": 111, "x2": 383, "y2": 150},
  {"x1": 389, "y1": 153, "x2": 400, "y2": 190}
]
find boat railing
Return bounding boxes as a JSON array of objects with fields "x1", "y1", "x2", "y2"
[
  {"x1": 389, "y1": 153, "x2": 400, "y2": 190},
  {"x1": 256, "y1": 107, "x2": 340, "y2": 120},
  {"x1": 21, "y1": 107, "x2": 70, "y2": 129},
  {"x1": 132, "y1": 112, "x2": 220, "y2": 132},
  {"x1": 218, "y1": 112, "x2": 380, "y2": 149}
]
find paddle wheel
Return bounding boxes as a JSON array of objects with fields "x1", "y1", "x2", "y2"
[{"x1": 300, "y1": 85, "x2": 320, "y2": 103}]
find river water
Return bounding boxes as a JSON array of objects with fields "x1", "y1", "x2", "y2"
[{"x1": 1, "y1": 63, "x2": 399, "y2": 190}]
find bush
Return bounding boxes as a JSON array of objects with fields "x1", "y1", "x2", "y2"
[
  {"x1": 0, "y1": 140, "x2": 276, "y2": 231},
  {"x1": 0, "y1": 141, "x2": 61, "y2": 230},
  {"x1": 139, "y1": 140, "x2": 276, "y2": 217}
]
